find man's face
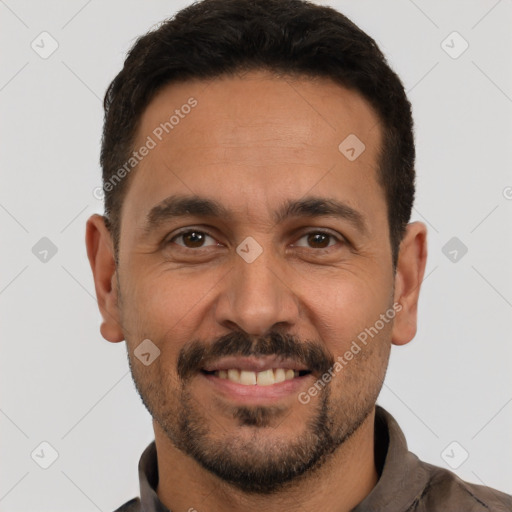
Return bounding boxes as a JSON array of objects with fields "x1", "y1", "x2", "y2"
[{"x1": 109, "y1": 71, "x2": 398, "y2": 492}]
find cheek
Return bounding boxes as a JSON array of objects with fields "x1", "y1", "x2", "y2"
[
  {"x1": 121, "y1": 270, "x2": 219, "y2": 360},
  {"x1": 125, "y1": 269, "x2": 208, "y2": 323},
  {"x1": 306, "y1": 273, "x2": 391, "y2": 355}
]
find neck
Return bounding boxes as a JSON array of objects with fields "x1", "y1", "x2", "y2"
[{"x1": 154, "y1": 408, "x2": 379, "y2": 512}]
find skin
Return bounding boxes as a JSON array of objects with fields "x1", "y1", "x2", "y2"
[{"x1": 86, "y1": 70, "x2": 427, "y2": 512}]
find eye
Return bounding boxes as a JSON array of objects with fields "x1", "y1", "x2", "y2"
[
  {"x1": 293, "y1": 231, "x2": 343, "y2": 249},
  {"x1": 169, "y1": 230, "x2": 219, "y2": 249},
  {"x1": 166, "y1": 228, "x2": 345, "y2": 252}
]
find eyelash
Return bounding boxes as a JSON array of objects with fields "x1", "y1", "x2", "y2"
[{"x1": 166, "y1": 228, "x2": 346, "y2": 251}]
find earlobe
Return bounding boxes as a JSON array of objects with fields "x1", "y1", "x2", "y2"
[
  {"x1": 391, "y1": 222, "x2": 428, "y2": 346},
  {"x1": 85, "y1": 214, "x2": 125, "y2": 343}
]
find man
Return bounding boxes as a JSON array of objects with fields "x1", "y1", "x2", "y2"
[{"x1": 85, "y1": 0, "x2": 511, "y2": 510}]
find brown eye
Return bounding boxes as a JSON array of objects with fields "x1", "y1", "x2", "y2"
[
  {"x1": 307, "y1": 233, "x2": 331, "y2": 248},
  {"x1": 170, "y1": 230, "x2": 217, "y2": 248},
  {"x1": 293, "y1": 231, "x2": 341, "y2": 249}
]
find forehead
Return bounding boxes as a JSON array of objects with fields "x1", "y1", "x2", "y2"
[
  {"x1": 123, "y1": 70, "x2": 384, "y2": 232},
  {"x1": 136, "y1": 70, "x2": 381, "y2": 159}
]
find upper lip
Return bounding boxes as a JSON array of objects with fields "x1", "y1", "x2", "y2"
[{"x1": 202, "y1": 356, "x2": 309, "y2": 373}]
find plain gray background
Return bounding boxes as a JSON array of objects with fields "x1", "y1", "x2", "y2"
[{"x1": 1, "y1": 1, "x2": 511, "y2": 510}]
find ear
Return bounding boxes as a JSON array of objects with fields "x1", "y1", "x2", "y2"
[
  {"x1": 391, "y1": 221, "x2": 428, "y2": 346},
  {"x1": 85, "y1": 214, "x2": 124, "y2": 343}
]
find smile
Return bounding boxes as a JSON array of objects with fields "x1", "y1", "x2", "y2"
[
  {"x1": 198, "y1": 356, "x2": 313, "y2": 402},
  {"x1": 202, "y1": 368, "x2": 311, "y2": 386}
]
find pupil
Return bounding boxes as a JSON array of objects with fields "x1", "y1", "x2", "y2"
[
  {"x1": 185, "y1": 232, "x2": 204, "y2": 247},
  {"x1": 309, "y1": 233, "x2": 328, "y2": 248}
]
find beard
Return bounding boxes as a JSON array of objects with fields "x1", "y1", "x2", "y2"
[
  {"x1": 168, "y1": 384, "x2": 376, "y2": 494},
  {"x1": 126, "y1": 328, "x2": 389, "y2": 494}
]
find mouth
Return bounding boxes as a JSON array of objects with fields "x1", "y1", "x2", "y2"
[
  {"x1": 201, "y1": 368, "x2": 312, "y2": 386},
  {"x1": 198, "y1": 356, "x2": 314, "y2": 403}
]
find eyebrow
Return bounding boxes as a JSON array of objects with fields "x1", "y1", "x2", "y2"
[{"x1": 143, "y1": 194, "x2": 368, "y2": 236}]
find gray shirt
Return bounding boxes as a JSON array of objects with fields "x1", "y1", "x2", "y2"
[{"x1": 114, "y1": 406, "x2": 512, "y2": 511}]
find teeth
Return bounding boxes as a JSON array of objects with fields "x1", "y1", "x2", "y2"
[
  {"x1": 215, "y1": 368, "x2": 304, "y2": 385},
  {"x1": 256, "y1": 369, "x2": 274, "y2": 386},
  {"x1": 274, "y1": 368, "x2": 286, "y2": 383},
  {"x1": 227, "y1": 369, "x2": 240, "y2": 382},
  {"x1": 240, "y1": 370, "x2": 257, "y2": 385}
]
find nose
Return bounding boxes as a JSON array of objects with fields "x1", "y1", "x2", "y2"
[{"x1": 214, "y1": 246, "x2": 300, "y2": 336}]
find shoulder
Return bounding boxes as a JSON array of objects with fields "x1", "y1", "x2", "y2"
[
  {"x1": 112, "y1": 497, "x2": 141, "y2": 512},
  {"x1": 415, "y1": 461, "x2": 512, "y2": 512}
]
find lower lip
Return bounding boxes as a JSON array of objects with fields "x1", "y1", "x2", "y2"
[{"x1": 200, "y1": 372, "x2": 312, "y2": 404}]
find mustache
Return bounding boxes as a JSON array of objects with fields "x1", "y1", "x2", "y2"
[{"x1": 177, "y1": 330, "x2": 335, "y2": 381}]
